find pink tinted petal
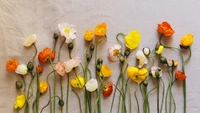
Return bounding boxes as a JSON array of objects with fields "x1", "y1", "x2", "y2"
[{"x1": 55, "y1": 62, "x2": 66, "y2": 76}]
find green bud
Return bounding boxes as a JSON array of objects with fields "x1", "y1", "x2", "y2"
[
  {"x1": 68, "y1": 43, "x2": 74, "y2": 50},
  {"x1": 58, "y1": 99, "x2": 64, "y2": 107},
  {"x1": 53, "y1": 33, "x2": 59, "y2": 40},
  {"x1": 119, "y1": 56, "x2": 124, "y2": 63},
  {"x1": 16, "y1": 81, "x2": 23, "y2": 89},
  {"x1": 27, "y1": 62, "x2": 34, "y2": 72},
  {"x1": 143, "y1": 80, "x2": 148, "y2": 87},
  {"x1": 86, "y1": 54, "x2": 91, "y2": 62},
  {"x1": 97, "y1": 58, "x2": 103, "y2": 64},
  {"x1": 124, "y1": 49, "x2": 130, "y2": 57},
  {"x1": 155, "y1": 71, "x2": 160, "y2": 79},
  {"x1": 160, "y1": 57, "x2": 167, "y2": 64},
  {"x1": 90, "y1": 44, "x2": 95, "y2": 51},
  {"x1": 96, "y1": 64, "x2": 101, "y2": 72}
]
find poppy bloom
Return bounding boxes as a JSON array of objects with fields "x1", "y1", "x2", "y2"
[
  {"x1": 180, "y1": 34, "x2": 194, "y2": 48},
  {"x1": 103, "y1": 82, "x2": 113, "y2": 97},
  {"x1": 85, "y1": 78, "x2": 98, "y2": 92},
  {"x1": 84, "y1": 30, "x2": 94, "y2": 41},
  {"x1": 98, "y1": 64, "x2": 112, "y2": 77},
  {"x1": 24, "y1": 34, "x2": 37, "y2": 47},
  {"x1": 55, "y1": 62, "x2": 66, "y2": 76},
  {"x1": 63, "y1": 57, "x2": 81, "y2": 73},
  {"x1": 38, "y1": 48, "x2": 55, "y2": 63},
  {"x1": 127, "y1": 67, "x2": 148, "y2": 83},
  {"x1": 94, "y1": 22, "x2": 107, "y2": 36},
  {"x1": 70, "y1": 75, "x2": 85, "y2": 88},
  {"x1": 136, "y1": 50, "x2": 148, "y2": 68},
  {"x1": 124, "y1": 30, "x2": 140, "y2": 50},
  {"x1": 14, "y1": 94, "x2": 26, "y2": 110},
  {"x1": 37, "y1": 65, "x2": 43, "y2": 73},
  {"x1": 175, "y1": 70, "x2": 187, "y2": 81},
  {"x1": 108, "y1": 44, "x2": 121, "y2": 62},
  {"x1": 39, "y1": 81, "x2": 48, "y2": 94},
  {"x1": 6, "y1": 59, "x2": 18, "y2": 72},
  {"x1": 158, "y1": 21, "x2": 175, "y2": 36}
]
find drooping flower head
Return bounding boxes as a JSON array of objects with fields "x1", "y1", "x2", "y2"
[
  {"x1": 98, "y1": 64, "x2": 112, "y2": 77},
  {"x1": 39, "y1": 81, "x2": 48, "y2": 94},
  {"x1": 127, "y1": 67, "x2": 148, "y2": 83},
  {"x1": 55, "y1": 62, "x2": 66, "y2": 76},
  {"x1": 6, "y1": 59, "x2": 18, "y2": 72},
  {"x1": 38, "y1": 48, "x2": 55, "y2": 63},
  {"x1": 84, "y1": 30, "x2": 94, "y2": 41},
  {"x1": 108, "y1": 44, "x2": 121, "y2": 62},
  {"x1": 24, "y1": 34, "x2": 37, "y2": 47},
  {"x1": 15, "y1": 64, "x2": 28, "y2": 75},
  {"x1": 14, "y1": 94, "x2": 26, "y2": 110},
  {"x1": 63, "y1": 57, "x2": 81, "y2": 73},
  {"x1": 70, "y1": 75, "x2": 85, "y2": 88},
  {"x1": 58, "y1": 23, "x2": 77, "y2": 43},
  {"x1": 142, "y1": 47, "x2": 151, "y2": 56},
  {"x1": 94, "y1": 22, "x2": 107, "y2": 36},
  {"x1": 125, "y1": 30, "x2": 140, "y2": 50},
  {"x1": 158, "y1": 21, "x2": 175, "y2": 36},
  {"x1": 85, "y1": 78, "x2": 98, "y2": 92},
  {"x1": 149, "y1": 66, "x2": 162, "y2": 79},
  {"x1": 136, "y1": 50, "x2": 148, "y2": 68},
  {"x1": 180, "y1": 34, "x2": 194, "y2": 48},
  {"x1": 175, "y1": 70, "x2": 187, "y2": 81},
  {"x1": 156, "y1": 45, "x2": 164, "y2": 55}
]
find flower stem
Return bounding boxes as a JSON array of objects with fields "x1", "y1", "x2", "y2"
[
  {"x1": 160, "y1": 78, "x2": 165, "y2": 113},
  {"x1": 157, "y1": 78, "x2": 160, "y2": 113},
  {"x1": 32, "y1": 44, "x2": 38, "y2": 61},
  {"x1": 66, "y1": 73, "x2": 70, "y2": 113},
  {"x1": 72, "y1": 89, "x2": 82, "y2": 113},
  {"x1": 134, "y1": 83, "x2": 140, "y2": 113},
  {"x1": 46, "y1": 71, "x2": 54, "y2": 113}
]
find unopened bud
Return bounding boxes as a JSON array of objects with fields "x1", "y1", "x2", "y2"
[
  {"x1": 68, "y1": 43, "x2": 74, "y2": 50},
  {"x1": 27, "y1": 62, "x2": 34, "y2": 72}
]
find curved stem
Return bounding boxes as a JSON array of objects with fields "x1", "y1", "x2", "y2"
[
  {"x1": 32, "y1": 44, "x2": 38, "y2": 61},
  {"x1": 28, "y1": 73, "x2": 35, "y2": 99},
  {"x1": 58, "y1": 38, "x2": 66, "y2": 61},
  {"x1": 116, "y1": 33, "x2": 126, "y2": 47},
  {"x1": 40, "y1": 96, "x2": 60, "y2": 113},
  {"x1": 46, "y1": 70, "x2": 54, "y2": 113},
  {"x1": 72, "y1": 89, "x2": 82, "y2": 113},
  {"x1": 144, "y1": 85, "x2": 157, "y2": 113},
  {"x1": 157, "y1": 78, "x2": 160, "y2": 113}
]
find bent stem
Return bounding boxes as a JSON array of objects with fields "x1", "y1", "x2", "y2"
[
  {"x1": 72, "y1": 89, "x2": 82, "y2": 113},
  {"x1": 134, "y1": 83, "x2": 140, "y2": 113}
]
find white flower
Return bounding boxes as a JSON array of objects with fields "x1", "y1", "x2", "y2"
[
  {"x1": 58, "y1": 23, "x2": 77, "y2": 43},
  {"x1": 63, "y1": 57, "x2": 81, "y2": 73},
  {"x1": 24, "y1": 34, "x2": 37, "y2": 47},
  {"x1": 136, "y1": 50, "x2": 148, "y2": 68},
  {"x1": 150, "y1": 66, "x2": 162, "y2": 78},
  {"x1": 108, "y1": 44, "x2": 122, "y2": 62},
  {"x1": 166, "y1": 58, "x2": 173, "y2": 67},
  {"x1": 15, "y1": 64, "x2": 28, "y2": 75},
  {"x1": 143, "y1": 47, "x2": 150, "y2": 56},
  {"x1": 85, "y1": 78, "x2": 98, "y2": 92}
]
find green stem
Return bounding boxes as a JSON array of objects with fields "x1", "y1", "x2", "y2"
[
  {"x1": 160, "y1": 78, "x2": 165, "y2": 113},
  {"x1": 28, "y1": 73, "x2": 35, "y2": 99},
  {"x1": 72, "y1": 89, "x2": 82, "y2": 113},
  {"x1": 35, "y1": 74, "x2": 40, "y2": 113},
  {"x1": 32, "y1": 44, "x2": 38, "y2": 61},
  {"x1": 157, "y1": 78, "x2": 160, "y2": 113},
  {"x1": 40, "y1": 96, "x2": 60, "y2": 113},
  {"x1": 116, "y1": 32, "x2": 126, "y2": 47},
  {"x1": 134, "y1": 83, "x2": 140, "y2": 113},
  {"x1": 128, "y1": 86, "x2": 132, "y2": 113},
  {"x1": 46, "y1": 71, "x2": 54, "y2": 113},
  {"x1": 66, "y1": 74, "x2": 70, "y2": 113},
  {"x1": 144, "y1": 85, "x2": 157, "y2": 113}
]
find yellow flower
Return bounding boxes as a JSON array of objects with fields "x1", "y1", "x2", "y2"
[
  {"x1": 94, "y1": 22, "x2": 107, "y2": 36},
  {"x1": 39, "y1": 81, "x2": 48, "y2": 94},
  {"x1": 125, "y1": 30, "x2": 140, "y2": 49},
  {"x1": 14, "y1": 94, "x2": 26, "y2": 110},
  {"x1": 127, "y1": 67, "x2": 148, "y2": 83},
  {"x1": 156, "y1": 45, "x2": 164, "y2": 54},
  {"x1": 84, "y1": 30, "x2": 94, "y2": 41},
  {"x1": 71, "y1": 75, "x2": 85, "y2": 88},
  {"x1": 180, "y1": 34, "x2": 194, "y2": 47},
  {"x1": 98, "y1": 64, "x2": 112, "y2": 77}
]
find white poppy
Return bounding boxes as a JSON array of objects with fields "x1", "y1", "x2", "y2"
[
  {"x1": 15, "y1": 64, "x2": 28, "y2": 75},
  {"x1": 85, "y1": 78, "x2": 98, "y2": 92},
  {"x1": 143, "y1": 47, "x2": 150, "y2": 56},
  {"x1": 63, "y1": 57, "x2": 81, "y2": 73},
  {"x1": 136, "y1": 50, "x2": 148, "y2": 68},
  {"x1": 24, "y1": 34, "x2": 37, "y2": 47},
  {"x1": 108, "y1": 44, "x2": 121, "y2": 62},
  {"x1": 58, "y1": 23, "x2": 77, "y2": 43}
]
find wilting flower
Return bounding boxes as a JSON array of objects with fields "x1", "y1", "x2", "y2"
[
  {"x1": 127, "y1": 67, "x2": 148, "y2": 83},
  {"x1": 156, "y1": 45, "x2": 164, "y2": 54},
  {"x1": 37, "y1": 65, "x2": 43, "y2": 73},
  {"x1": 39, "y1": 81, "x2": 48, "y2": 94},
  {"x1": 70, "y1": 75, "x2": 85, "y2": 88},
  {"x1": 15, "y1": 64, "x2": 28, "y2": 75},
  {"x1": 98, "y1": 64, "x2": 112, "y2": 77},
  {"x1": 38, "y1": 48, "x2": 55, "y2": 63},
  {"x1": 6, "y1": 59, "x2": 18, "y2": 72},
  {"x1": 58, "y1": 23, "x2": 77, "y2": 43},
  {"x1": 55, "y1": 62, "x2": 66, "y2": 76},
  {"x1": 150, "y1": 66, "x2": 162, "y2": 78},
  {"x1": 108, "y1": 44, "x2": 121, "y2": 62},
  {"x1": 136, "y1": 50, "x2": 148, "y2": 68},
  {"x1": 125, "y1": 30, "x2": 140, "y2": 50},
  {"x1": 175, "y1": 70, "x2": 187, "y2": 81},
  {"x1": 85, "y1": 78, "x2": 98, "y2": 92},
  {"x1": 84, "y1": 30, "x2": 94, "y2": 41},
  {"x1": 64, "y1": 57, "x2": 81, "y2": 73},
  {"x1": 158, "y1": 21, "x2": 175, "y2": 36},
  {"x1": 143, "y1": 47, "x2": 151, "y2": 56},
  {"x1": 180, "y1": 34, "x2": 194, "y2": 48},
  {"x1": 24, "y1": 34, "x2": 37, "y2": 47},
  {"x1": 14, "y1": 94, "x2": 26, "y2": 110},
  {"x1": 94, "y1": 22, "x2": 107, "y2": 36}
]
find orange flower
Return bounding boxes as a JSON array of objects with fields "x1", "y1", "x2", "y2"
[
  {"x1": 38, "y1": 48, "x2": 55, "y2": 63},
  {"x1": 6, "y1": 59, "x2": 19, "y2": 72},
  {"x1": 158, "y1": 21, "x2": 175, "y2": 36},
  {"x1": 37, "y1": 65, "x2": 43, "y2": 73},
  {"x1": 175, "y1": 70, "x2": 187, "y2": 81},
  {"x1": 94, "y1": 22, "x2": 107, "y2": 36}
]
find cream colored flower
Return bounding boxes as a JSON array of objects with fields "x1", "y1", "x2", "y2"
[
  {"x1": 136, "y1": 50, "x2": 148, "y2": 68},
  {"x1": 24, "y1": 34, "x2": 37, "y2": 47},
  {"x1": 63, "y1": 57, "x2": 81, "y2": 73},
  {"x1": 108, "y1": 44, "x2": 121, "y2": 62},
  {"x1": 15, "y1": 64, "x2": 28, "y2": 75},
  {"x1": 55, "y1": 62, "x2": 66, "y2": 76},
  {"x1": 85, "y1": 78, "x2": 98, "y2": 92},
  {"x1": 58, "y1": 23, "x2": 77, "y2": 43}
]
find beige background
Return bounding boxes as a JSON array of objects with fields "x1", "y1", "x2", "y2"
[{"x1": 1, "y1": 0, "x2": 200, "y2": 112}]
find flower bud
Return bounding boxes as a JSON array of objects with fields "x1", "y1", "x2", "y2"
[
  {"x1": 160, "y1": 57, "x2": 167, "y2": 64},
  {"x1": 86, "y1": 54, "x2": 91, "y2": 62},
  {"x1": 97, "y1": 58, "x2": 103, "y2": 64},
  {"x1": 155, "y1": 71, "x2": 160, "y2": 79},
  {"x1": 53, "y1": 33, "x2": 59, "y2": 40},
  {"x1": 119, "y1": 56, "x2": 124, "y2": 63},
  {"x1": 96, "y1": 64, "x2": 101, "y2": 72},
  {"x1": 58, "y1": 99, "x2": 64, "y2": 107},
  {"x1": 27, "y1": 62, "x2": 34, "y2": 72},
  {"x1": 68, "y1": 43, "x2": 73, "y2": 50},
  {"x1": 143, "y1": 80, "x2": 148, "y2": 87},
  {"x1": 124, "y1": 49, "x2": 130, "y2": 57},
  {"x1": 90, "y1": 44, "x2": 95, "y2": 51},
  {"x1": 16, "y1": 81, "x2": 23, "y2": 89},
  {"x1": 143, "y1": 47, "x2": 150, "y2": 56}
]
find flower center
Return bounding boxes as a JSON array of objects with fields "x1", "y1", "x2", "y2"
[
  {"x1": 113, "y1": 49, "x2": 119, "y2": 56},
  {"x1": 64, "y1": 28, "x2": 70, "y2": 33}
]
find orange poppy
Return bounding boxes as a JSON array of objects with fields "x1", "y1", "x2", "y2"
[
  {"x1": 94, "y1": 22, "x2": 107, "y2": 36},
  {"x1": 175, "y1": 70, "x2": 187, "y2": 81},
  {"x1": 6, "y1": 59, "x2": 18, "y2": 72},
  {"x1": 37, "y1": 65, "x2": 43, "y2": 73},
  {"x1": 158, "y1": 21, "x2": 175, "y2": 36},
  {"x1": 38, "y1": 48, "x2": 55, "y2": 63}
]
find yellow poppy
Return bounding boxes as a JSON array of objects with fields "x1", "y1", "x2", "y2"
[
  {"x1": 98, "y1": 64, "x2": 112, "y2": 77},
  {"x1": 127, "y1": 67, "x2": 148, "y2": 83},
  {"x1": 180, "y1": 34, "x2": 194, "y2": 47},
  {"x1": 124, "y1": 30, "x2": 140, "y2": 49},
  {"x1": 84, "y1": 30, "x2": 94, "y2": 41},
  {"x1": 156, "y1": 45, "x2": 164, "y2": 54},
  {"x1": 71, "y1": 75, "x2": 85, "y2": 88},
  {"x1": 14, "y1": 94, "x2": 26, "y2": 110},
  {"x1": 39, "y1": 81, "x2": 48, "y2": 94}
]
